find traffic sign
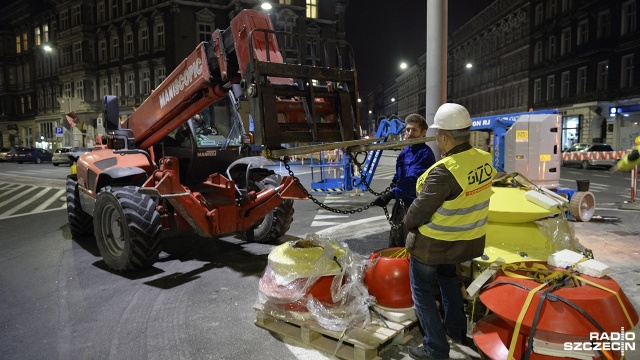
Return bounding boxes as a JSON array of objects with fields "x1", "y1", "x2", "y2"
[{"x1": 55, "y1": 127, "x2": 63, "y2": 137}]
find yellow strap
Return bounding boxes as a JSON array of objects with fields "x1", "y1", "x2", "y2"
[
  {"x1": 507, "y1": 282, "x2": 548, "y2": 360},
  {"x1": 566, "y1": 273, "x2": 636, "y2": 330},
  {"x1": 502, "y1": 262, "x2": 564, "y2": 284}
]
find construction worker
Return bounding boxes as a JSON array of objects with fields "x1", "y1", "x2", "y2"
[
  {"x1": 610, "y1": 135, "x2": 640, "y2": 173},
  {"x1": 372, "y1": 114, "x2": 435, "y2": 247},
  {"x1": 404, "y1": 103, "x2": 495, "y2": 360}
]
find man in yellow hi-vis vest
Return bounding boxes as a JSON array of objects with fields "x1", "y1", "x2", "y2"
[
  {"x1": 405, "y1": 103, "x2": 495, "y2": 360},
  {"x1": 610, "y1": 135, "x2": 640, "y2": 173}
]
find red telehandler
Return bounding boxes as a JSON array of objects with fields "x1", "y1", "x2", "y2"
[{"x1": 67, "y1": 9, "x2": 365, "y2": 271}]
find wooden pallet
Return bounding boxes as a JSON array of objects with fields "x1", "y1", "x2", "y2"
[{"x1": 254, "y1": 306, "x2": 417, "y2": 360}]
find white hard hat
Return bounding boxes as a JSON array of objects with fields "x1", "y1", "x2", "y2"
[{"x1": 432, "y1": 103, "x2": 472, "y2": 130}]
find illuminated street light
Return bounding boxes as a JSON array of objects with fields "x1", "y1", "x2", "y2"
[
  {"x1": 357, "y1": 98, "x2": 362, "y2": 103},
  {"x1": 43, "y1": 45, "x2": 52, "y2": 52},
  {"x1": 391, "y1": 98, "x2": 396, "y2": 102},
  {"x1": 400, "y1": 62, "x2": 407, "y2": 70},
  {"x1": 466, "y1": 63, "x2": 473, "y2": 69},
  {"x1": 368, "y1": 110, "x2": 372, "y2": 114},
  {"x1": 261, "y1": 2, "x2": 272, "y2": 10}
]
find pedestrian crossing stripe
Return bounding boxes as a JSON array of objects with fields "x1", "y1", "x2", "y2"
[{"x1": 0, "y1": 182, "x2": 66, "y2": 220}]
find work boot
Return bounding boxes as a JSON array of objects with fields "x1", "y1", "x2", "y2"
[{"x1": 408, "y1": 345, "x2": 448, "y2": 360}]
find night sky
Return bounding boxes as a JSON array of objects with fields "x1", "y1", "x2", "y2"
[{"x1": 345, "y1": 0, "x2": 495, "y2": 97}]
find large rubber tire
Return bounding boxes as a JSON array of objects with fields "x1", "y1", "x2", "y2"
[
  {"x1": 581, "y1": 160, "x2": 591, "y2": 170},
  {"x1": 66, "y1": 175, "x2": 94, "y2": 238},
  {"x1": 569, "y1": 191, "x2": 596, "y2": 222},
  {"x1": 94, "y1": 186, "x2": 162, "y2": 271},
  {"x1": 241, "y1": 170, "x2": 294, "y2": 243}
]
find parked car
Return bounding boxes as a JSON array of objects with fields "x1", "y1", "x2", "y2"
[
  {"x1": 52, "y1": 147, "x2": 91, "y2": 166},
  {"x1": 0, "y1": 147, "x2": 14, "y2": 162},
  {"x1": 52, "y1": 146, "x2": 73, "y2": 166},
  {"x1": 12, "y1": 147, "x2": 53, "y2": 164},
  {"x1": 562, "y1": 143, "x2": 617, "y2": 169}
]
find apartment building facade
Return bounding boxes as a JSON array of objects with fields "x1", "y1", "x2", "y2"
[
  {"x1": 368, "y1": 0, "x2": 640, "y2": 152},
  {"x1": 0, "y1": 0, "x2": 347, "y2": 150}
]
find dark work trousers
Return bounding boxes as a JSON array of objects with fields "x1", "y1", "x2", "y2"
[{"x1": 389, "y1": 200, "x2": 409, "y2": 247}]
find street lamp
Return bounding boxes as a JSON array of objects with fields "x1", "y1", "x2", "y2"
[
  {"x1": 43, "y1": 45, "x2": 52, "y2": 52},
  {"x1": 466, "y1": 63, "x2": 473, "y2": 69},
  {"x1": 261, "y1": 1, "x2": 272, "y2": 10},
  {"x1": 400, "y1": 62, "x2": 407, "y2": 70},
  {"x1": 391, "y1": 97, "x2": 396, "y2": 102}
]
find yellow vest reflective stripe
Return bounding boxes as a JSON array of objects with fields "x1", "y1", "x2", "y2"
[
  {"x1": 617, "y1": 145, "x2": 640, "y2": 172},
  {"x1": 417, "y1": 148, "x2": 495, "y2": 241}
]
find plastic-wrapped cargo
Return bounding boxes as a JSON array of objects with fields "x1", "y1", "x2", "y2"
[{"x1": 257, "y1": 234, "x2": 373, "y2": 332}]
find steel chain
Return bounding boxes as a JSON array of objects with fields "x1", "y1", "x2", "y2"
[{"x1": 282, "y1": 156, "x2": 403, "y2": 229}]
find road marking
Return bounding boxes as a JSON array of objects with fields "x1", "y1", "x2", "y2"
[
  {"x1": 316, "y1": 215, "x2": 388, "y2": 237},
  {"x1": 1, "y1": 187, "x2": 52, "y2": 217},
  {"x1": 34, "y1": 189, "x2": 66, "y2": 212},
  {"x1": 0, "y1": 186, "x2": 37, "y2": 208}
]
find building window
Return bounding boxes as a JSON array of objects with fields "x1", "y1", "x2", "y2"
[
  {"x1": 621, "y1": 1, "x2": 636, "y2": 35},
  {"x1": 62, "y1": 46, "x2": 71, "y2": 66},
  {"x1": 46, "y1": 88, "x2": 52, "y2": 108},
  {"x1": 75, "y1": 80, "x2": 84, "y2": 99},
  {"x1": 111, "y1": 0, "x2": 118, "y2": 19},
  {"x1": 64, "y1": 82, "x2": 72, "y2": 98},
  {"x1": 547, "y1": 36, "x2": 556, "y2": 58},
  {"x1": 126, "y1": 73, "x2": 135, "y2": 97},
  {"x1": 534, "y1": 78, "x2": 542, "y2": 104},
  {"x1": 38, "y1": 90, "x2": 44, "y2": 109},
  {"x1": 43, "y1": 24, "x2": 49, "y2": 43},
  {"x1": 560, "y1": 27, "x2": 571, "y2": 55},
  {"x1": 561, "y1": 71, "x2": 570, "y2": 98},
  {"x1": 141, "y1": 70, "x2": 150, "y2": 95},
  {"x1": 22, "y1": 32, "x2": 28, "y2": 52},
  {"x1": 546, "y1": 0, "x2": 557, "y2": 19},
  {"x1": 35, "y1": 27, "x2": 41, "y2": 46},
  {"x1": 306, "y1": 0, "x2": 318, "y2": 19},
  {"x1": 125, "y1": 0, "x2": 133, "y2": 13},
  {"x1": 562, "y1": 0, "x2": 572, "y2": 12},
  {"x1": 518, "y1": 85, "x2": 524, "y2": 105},
  {"x1": 71, "y1": 6, "x2": 81, "y2": 27},
  {"x1": 112, "y1": 37, "x2": 119, "y2": 59},
  {"x1": 125, "y1": 32, "x2": 133, "y2": 56},
  {"x1": 597, "y1": 10, "x2": 610, "y2": 39},
  {"x1": 576, "y1": 66, "x2": 587, "y2": 95},
  {"x1": 597, "y1": 61, "x2": 609, "y2": 91},
  {"x1": 156, "y1": 67, "x2": 166, "y2": 85},
  {"x1": 577, "y1": 20, "x2": 588, "y2": 45},
  {"x1": 621, "y1": 54, "x2": 634, "y2": 88},
  {"x1": 197, "y1": 23, "x2": 211, "y2": 43},
  {"x1": 16, "y1": 36, "x2": 21, "y2": 53},
  {"x1": 546, "y1": 75, "x2": 555, "y2": 101},
  {"x1": 112, "y1": 75, "x2": 121, "y2": 97},
  {"x1": 60, "y1": 10, "x2": 69, "y2": 31},
  {"x1": 102, "y1": 78, "x2": 109, "y2": 97},
  {"x1": 534, "y1": 41, "x2": 543, "y2": 64},
  {"x1": 99, "y1": 40, "x2": 107, "y2": 61},
  {"x1": 535, "y1": 4, "x2": 543, "y2": 25},
  {"x1": 280, "y1": 0, "x2": 292, "y2": 4},
  {"x1": 155, "y1": 23, "x2": 165, "y2": 48},
  {"x1": 73, "y1": 42, "x2": 82, "y2": 63},
  {"x1": 88, "y1": 41, "x2": 95, "y2": 62},
  {"x1": 140, "y1": 28, "x2": 149, "y2": 52},
  {"x1": 98, "y1": 1, "x2": 105, "y2": 22}
]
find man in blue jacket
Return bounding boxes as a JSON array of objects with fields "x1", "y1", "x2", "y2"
[{"x1": 373, "y1": 113, "x2": 435, "y2": 247}]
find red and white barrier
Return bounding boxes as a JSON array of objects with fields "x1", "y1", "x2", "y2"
[{"x1": 561, "y1": 151, "x2": 626, "y2": 161}]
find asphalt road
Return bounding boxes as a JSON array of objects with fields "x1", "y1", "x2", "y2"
[{"x1": 0, "y1": 158, "x2": 639, "y2": 359}]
